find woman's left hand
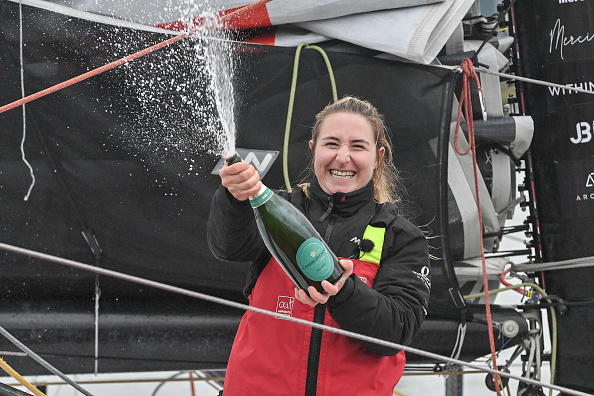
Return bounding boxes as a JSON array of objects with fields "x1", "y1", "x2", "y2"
[{"x1": 294, "y1": 259, "x2": 354, "y2": 306}]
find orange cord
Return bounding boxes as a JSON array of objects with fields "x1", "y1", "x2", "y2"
[
  {"x1": 188, "y1": 371, "x2": 196, "y2": 396},
  {"x1": 454, "y1": 58, "x2": 501, "y2": 396},
  {"x1": 0, "y1": 358, "x2": 46, "y2": 396},
  {"x1": 0, "y1": 0, "x2": 273, "y2": 115}
]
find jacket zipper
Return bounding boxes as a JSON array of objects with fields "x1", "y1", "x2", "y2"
[
  {"x1": 304, "y1": 304, "x2": 325, "y2": 396},
  {"x1": 305, "y1": 212, "x2": 337, "y2": 395},
  {"x1": 318, "y1": 198, "x2": 334, "y2": 222}
]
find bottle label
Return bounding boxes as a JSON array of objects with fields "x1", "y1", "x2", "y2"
[
  {"x1": 250, "y1": 186, "x2": 273, "y2": 208},
  {"x1": 296, "y1": 238, "x2": 334, "y2": 281}
]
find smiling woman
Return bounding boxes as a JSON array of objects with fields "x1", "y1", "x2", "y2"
[{"x1": 207, "y1": 96, "x2": 431, "y2": 396}]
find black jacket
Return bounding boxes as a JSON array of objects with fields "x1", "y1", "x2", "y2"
[{"x1": 207, "y1": 177, "x2": 431, "y2": 355}]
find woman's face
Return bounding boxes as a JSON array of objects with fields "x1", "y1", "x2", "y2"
[{"x1": 310, "y1": 112, "x2": 385, "y2": 195}]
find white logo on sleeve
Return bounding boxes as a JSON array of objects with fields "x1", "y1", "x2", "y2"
[{"x1": 413, "y1": 266, "x2": 431, "y2": 290}]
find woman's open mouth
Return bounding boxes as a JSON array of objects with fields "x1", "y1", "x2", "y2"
[{"x1": 330, "y1": 170, "x2": 355, "y2": 180}]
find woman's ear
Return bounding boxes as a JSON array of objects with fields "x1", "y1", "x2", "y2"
[
  {"x1": 309, "y1": 140, "x2": 314, "y2": 151},
  {"x1": 376, "y1": 147, "x2": 386, "y2": 168}
]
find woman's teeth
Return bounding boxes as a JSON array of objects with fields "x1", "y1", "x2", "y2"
[{"x1": 330, "y1": 170, "x2": 355, "y2": 179}]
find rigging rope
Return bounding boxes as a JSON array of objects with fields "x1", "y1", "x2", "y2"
[
  {"x1": 453, "y1": 58, "x2": 500, "y2": 395},
  {"x1": 434, "y1": 63, "x2": 594, "y2": 96},
  {"x1": 512, "y1": 256, "x2": 594, "y2": 272},
  {"x1": 0, "y1": 241, "x2": 590, "y2": 396},
  {"x1": 6, "y1": 374, "x2": 226, "y2": 388},
  {"x1": 283, "y1": 42, "x2": 338, "y2": 191}
]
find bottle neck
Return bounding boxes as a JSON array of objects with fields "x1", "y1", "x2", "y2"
[
  {"x1": 250, "y1": 184, "x2": 273, "y2": 208},
  {"x1": 225, "y1": 152, "x2": 241, "y2": 165}
]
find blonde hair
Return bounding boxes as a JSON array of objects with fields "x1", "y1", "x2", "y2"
[{"x1": 304, "y1": 96, "x2": 401, "y2": 204}]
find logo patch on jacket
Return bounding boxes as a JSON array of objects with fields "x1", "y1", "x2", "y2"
[
  {"x1": 413, "y1": 266, "x2": 431, "y2": 290},
  {"x1": 275, "y1": 296, "x2": 295, "y2": 318}
]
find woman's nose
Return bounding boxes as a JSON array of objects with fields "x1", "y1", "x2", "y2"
[{"x1": 336, "y1": 146, "x2": 350, "y2": 163}]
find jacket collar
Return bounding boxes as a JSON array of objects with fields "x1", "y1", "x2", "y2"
[{"x1": 309, "y1": 175, "x2": 376, "y2": 218}]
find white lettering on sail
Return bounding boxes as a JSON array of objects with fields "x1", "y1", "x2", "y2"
[
  {"x1": 550, "y1": 18, "x2": 594, "y2": 60},
  {"x1": 548, "y1": 81, "x2": 594, "y2": 96},
  {"x1": 571, "y1": 121, "x2": 594, "y2": 144}
]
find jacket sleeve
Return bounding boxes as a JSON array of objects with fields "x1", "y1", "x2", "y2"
[
  {"x1": 207, "y1": 185, "x2": 266, "y2": 262},
  {"x1": 326, "y1": 216, "x2": 431, "y2": 356}
]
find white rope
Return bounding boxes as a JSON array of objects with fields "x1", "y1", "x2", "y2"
[
  {"x1": 527, "y1": 337, "x2": 536, "y2": 379},
  {"x1": 449, "y1": 322, "x2": 466, "y2": 361},
  {"x1": 18, "y1": 0, "x2": 35, "y2": 201},
  {"x1": 512, "y1": 256, "x2": 594, "y2": 272},
  {"x1": 94, "y1": 275, "x2": 101, "y2": 375},
  {"x1": 0, "y1": 242, "x2": 592, "y2": 396},
  {"x1": 0, "y1": 351, "x2": 27, "y2": 357},
  {"x1": 433, "y1": 63, "x2": 594, "y2": 96},
  {"x1": 475, "y1": 65, "x2": 594, "y2": 95}
]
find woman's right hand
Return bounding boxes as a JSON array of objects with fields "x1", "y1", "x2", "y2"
[{"x1": 220, "y1": 158, "x2": 262, "y2": 201}]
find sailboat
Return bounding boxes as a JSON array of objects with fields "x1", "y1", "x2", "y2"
[{"x1": 0, "y1": 0, "x2": 592, "y2": 394}]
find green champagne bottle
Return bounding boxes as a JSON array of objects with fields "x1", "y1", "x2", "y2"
[{"x1": 226, "y1": 152, "x2": 344, "y2": 294}]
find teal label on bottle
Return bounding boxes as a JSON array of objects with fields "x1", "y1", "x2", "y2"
[
  {"x1": 250, "y1": 187, "x2": 273, "y2": 208},
  {"x1": 296, "y1": 238, "x2": 334, "y2": 281}
]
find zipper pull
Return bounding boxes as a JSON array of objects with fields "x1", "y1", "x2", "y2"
[{"x1": 318, "y1": 198, "x2": 334, "y2": 222}]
